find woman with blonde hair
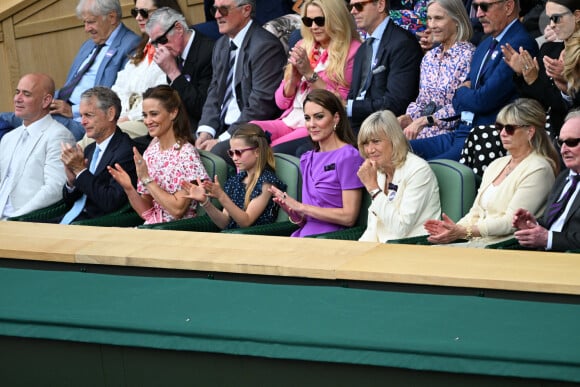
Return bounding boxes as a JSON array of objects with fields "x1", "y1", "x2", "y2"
[
  {"x1": 182, "y1": 124, "x2": 286, "y2": 229},
  {"x1": 252, "y1": 0, "x2": 361, "y2": 155},
  {"x1": 357, "y1": 110, "x2": 441, "y2": 242},
  {"x1": 425, "y1": 98, "x2": 559, "y2": 246}
]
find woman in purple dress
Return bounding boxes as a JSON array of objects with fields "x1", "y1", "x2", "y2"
[{"x1": 269, "y1": 89, "x2": 364, "y2": 237}]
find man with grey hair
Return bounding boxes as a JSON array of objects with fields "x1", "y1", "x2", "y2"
[
  {"x1": 147, "y1": 7, "x2": 214, "y2": 129},
  {"x1": 0, "y1": 0, "x2": 140, "y2": 141},
  {"x1": 195, "y1": 0, "x2": 286, "y2": 162},
  {"x1": 59, "y1": 87, "x2": 136, "y2": 224}
]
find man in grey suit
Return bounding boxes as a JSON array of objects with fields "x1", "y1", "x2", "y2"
[
  {"x1": 346, "y1": 0, "x2": 422, "y2": 133},
  {"x1": 195, "y1": 0, "x2": 286, "y2": 160},
  {"x1": 0, "y1": 73, "x2": 75, "y2": 219},
  {"x1": 513, "y1": 111, "x2": 580, "y2": 251}
]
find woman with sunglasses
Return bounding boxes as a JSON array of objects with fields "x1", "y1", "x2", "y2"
[
  {"x1": 104, "y1": 0, "x2": 185, "y2": 143},
  {"x1": 269, "y1": 89, "x2": 364, "y2": 237},
  {"x1": 502, "y1": 0, "x2": 580, "y2": 135},
  {"x1": 251, "y1": 0, "x2": 361, "y2": 156},
  {"x1": 108, "y1": 85, "x2": 208, "y2": 225},
  {"x1": 398, "y1": 0, "x2": 475, "y2": 140},
  {"x1": 424, "y1": 98, "x2": 560, "y2": 247},
  {"x1": 181, "y1": 124, "x2": 287, "y2": 230}
]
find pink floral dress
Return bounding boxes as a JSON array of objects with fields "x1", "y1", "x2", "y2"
[{"x1": 137, "y1": 139, "x2": 208, "y2": 224}]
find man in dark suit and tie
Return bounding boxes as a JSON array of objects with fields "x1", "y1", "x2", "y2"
[
  {"x1": 59, "y1": 87, "x2": 136, "y2": 224},
  {"x1": 195, "y1": 0, "x2": 286, "y2": 161},
  {"x1": 410, "y1": 0, "x2": 538, "y2": 160},
  {"x1": 513, "y1": 111, "x2": 580, "y2": 251},
  {"x1": 346, "y1": 0, "x2": 422, "y2": 133},
  {"x1": 146, "y1": 7, "x2": 214, "y2": 130}
]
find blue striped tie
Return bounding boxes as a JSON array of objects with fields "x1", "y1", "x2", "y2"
[{"x1": 220, "y1": 41, "x2": 238, "y2": 126}]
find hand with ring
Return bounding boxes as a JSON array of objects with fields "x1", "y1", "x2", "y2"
[
  {"x1": 288, "y1": 44, "x2": 311, "y2": 76},
  {"x1": 131, "y1": 146, "x2": 149, "y2": 180}
]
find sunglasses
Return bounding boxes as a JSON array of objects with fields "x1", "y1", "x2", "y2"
[
  {"x1": 347, "y1": 0, "x2": 375, "y2": 12},
  {"x1": 557, "y1": 137, "x2": 580, "y2": 148},
  {"x1": 472, "y1": 0, "x2": 504, "y2": 12},
  {"x1": 302, "y1": 16, "x2": 326, "y2": 27},
  {"x1": 211, "y1": 4, "x2": 245, "y2": 16},
  {"x1": 130, "y1": 7, "x2": 153, "y2": 18},
  {"x1": 548, "y1": 11, "x2": 571, "y2": 24},
  {"x1": 151, "y1": 22, "x2": 176, "y2": 47},
  {"x1": 227, "y1": 146, "x2": 257, "y2": 158},
  {"x1": 495, "y1": 123, "x2": 528, "y2": 135}
]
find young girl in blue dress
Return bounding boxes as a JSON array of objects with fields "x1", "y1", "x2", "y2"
[{"x1": 182, "y1": 124, "x2": 286, "y2": 229}]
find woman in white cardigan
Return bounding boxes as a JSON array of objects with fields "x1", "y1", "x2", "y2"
[
  {"x1": 357, "y1": 110, "x2": 441, "y2": 242},
  {"x1": 425, "y1": 98, "x2": 560, "y2": 246}
]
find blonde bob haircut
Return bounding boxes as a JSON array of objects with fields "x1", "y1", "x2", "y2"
[{"x1": 357, "y1": 110, "x2": 410, "y2": 169}]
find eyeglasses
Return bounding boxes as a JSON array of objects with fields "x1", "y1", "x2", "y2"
[
  {"x1": 302, "y1": 16, "x2": 326, "y2": 27},
  {"x1": 211, "y1": 4, "x2": 245, "y2": 16},
  {"x1": 495, "y1": 123, "x2": 529, "y2": 135},
  {"x1": 347, "y1": 0, "x2": 375, "y2": 12},
  {"x1": 130, "y1": 7, "x2": 154, "y2": 18},
  {"x1": 228, "y1": 146, "x2": 257, "y2": 158},
  {"x1": 557, "y1": 137, "x2": 580, "y2": 148},
  {"x1": 472, "y1": 0, "x2": 505, "y2": 12},
  {"x1": 548, "y1": 11, "x2": 571, "y2": 24},
  {"x1": 151, "y1": 23, "x2": 176, "y2": 47}
]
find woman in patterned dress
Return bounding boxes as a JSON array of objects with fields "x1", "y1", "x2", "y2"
[
  {"x1": 108, "y1": 85, "x2": 208, "y2": 224},
  {"x1": 181, "y1": 124, "x2": 286, "y2": 230},
  {"x1": 398, "y1": 0, "x2": 475, "y2": 140}
]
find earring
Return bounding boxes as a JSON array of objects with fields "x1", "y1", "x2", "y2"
[{"x1": 333, "y1": 124, "x2": 337, "y2": 131}]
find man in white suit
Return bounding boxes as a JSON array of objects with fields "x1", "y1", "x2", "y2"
[{"x1": 0, "y1": 73, "x2": 75, "y2": 219}]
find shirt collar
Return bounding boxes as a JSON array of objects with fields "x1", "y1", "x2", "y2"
[{"x1": 231, "y1": 19, "x2": 253, "y2": 50}]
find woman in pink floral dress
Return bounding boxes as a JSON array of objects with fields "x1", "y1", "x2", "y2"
[{"x1": 108, "y1": 85, "x2": 208, "y2": 224}]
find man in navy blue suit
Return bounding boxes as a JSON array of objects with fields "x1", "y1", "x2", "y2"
[{"x1": 410, "y1": 0, "x2": 538, "y2": 161}]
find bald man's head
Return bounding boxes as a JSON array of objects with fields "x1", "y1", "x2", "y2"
[{"x1": 14, "y1": 73, "x2": 55, "y2": 126}]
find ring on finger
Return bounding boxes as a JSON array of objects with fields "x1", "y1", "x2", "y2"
[
  {"x1": 137, "y1": 160, "x2": 142, "y2": 164},
  {"x1": 283, "y1": 193, "x2": 287, "y2": 199}
]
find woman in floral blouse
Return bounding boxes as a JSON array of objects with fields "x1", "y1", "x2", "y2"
[
  {"x1": 398, "y1": 0, "x2": 475, "y2": 140},
  {"x1": 108, "y1": 85, "x2": 208, "y2": 224}
]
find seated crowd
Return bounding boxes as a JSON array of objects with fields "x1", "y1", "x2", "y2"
[{"x1": 2, "y1": 0, "x2": 580, "y2": 252}]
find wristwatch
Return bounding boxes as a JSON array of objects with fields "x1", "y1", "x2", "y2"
[
  {"x1": 306, "y1": 72, "x2": 319, "y2": 83},
  {"x1": 427, "y1": 115, "x2": 435, "y2": 125}
]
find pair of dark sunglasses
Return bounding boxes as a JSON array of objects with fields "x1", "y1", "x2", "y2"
[
  {"x1": 302, "y1": 16, "x2": 325, "y2": 27},
  {"x1": 130, "y1": 7, "x2": 153, "y2": 18},
  {"x1": 151, "y1": 22, "x2": 176, "y2": 47},
  {"x1": 557, "y1": 138, "x2": 580, "y2": 148},
  {"x1": 472, "y1": 0, "x2": 504, "y2": 12},
  {"x1": 548, "y1": 11, "x2": 571, "y2": 24},
  {"x1": 211, "y1": 4, "x2": 244, "y2": 16},
  {"x1": 495, "y1": 123, "x2": 528, "y2": 135},
  {"x1": 347, "y1": 0, "x2": 374, "y2": 12},
  {"x1": 227, "y1": 146, "x2": 257, "y2": 158}
]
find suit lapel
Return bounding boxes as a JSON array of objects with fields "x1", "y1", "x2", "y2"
[{"x1": 92, "y1": 130, "x2": 121, "y2": 176}]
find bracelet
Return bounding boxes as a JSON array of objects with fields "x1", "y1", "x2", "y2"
[
  {"x1": 200, "y1": 197, "x2": 210, "y2": 207},
  {"x1": 289, "y1": 213, "x2": 304, "y2": 225},
  {"x1": 465, "y1": 225, "x2": 473, "y2": 240},
  {"x1": 141, "y1": 176, "x2": 154, "y2": 186},
  {"x1": 369, "y1": 188, "x2": 382, "y2": 200}
]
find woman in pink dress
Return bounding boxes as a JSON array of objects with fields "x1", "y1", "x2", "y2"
[
  {"x1": 252, "y1": 0, "x2": 361, "y2": 156},
  {"x1": 108, "y1": 85, "x2": 208, "y2": 224}
]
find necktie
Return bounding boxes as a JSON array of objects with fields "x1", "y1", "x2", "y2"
[
  {"x1": 220, "y1": 41, "x2": 238, "y2": 126},
  {"x1": 58, "y1": 44, "x2": 105, "y2": 102},
  {"x1": 0, "y1": 129, "x2": 30, "y2": 217},
  {"x1": 60, "y1": 146, "x2": 101, "y2": 224},
  {"x1": 475, "y1": 39, "x2": 498, "y2": 86},
  {"x1": 176, "y1": 56, "x2": 184, "y2": 71},
  {"x1": 544, "y1": 174, "x2": 580, "y2": 228},
  {"x1": 358, "y1": 37, "x2": 375, "y2": 96}
]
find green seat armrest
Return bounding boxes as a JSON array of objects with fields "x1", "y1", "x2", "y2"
[
  {"x1": 7, "y1": 200, "x2": 68, "y2": 222},
  {"x1": 484, "y1": 237, "x2": 524, "y2": 250},
  {"x1": 310, "y1": 226, "x2": 366, "y2": 240},
  {"x1": 387, "y1": 235, "x2": 432, "y2": 245},
  {"x1": 73, "y1": 210, "x2": 143, "y2": 227},
  {"x1": 138, "y1": 215, "x2": 220, "y2": 232}
]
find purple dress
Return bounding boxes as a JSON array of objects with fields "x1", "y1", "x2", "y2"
[{"x1": 292, "y1": 144, "x2": 364, "y2": 237}]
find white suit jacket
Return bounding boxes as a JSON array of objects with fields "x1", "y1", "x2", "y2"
[{"x1": 0, "y1": 114, "x2": 75, "y2": 218}]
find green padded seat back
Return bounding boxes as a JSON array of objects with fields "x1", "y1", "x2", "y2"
[
  {"x1": 428, "y1": 159, "x2": 478, "y2": 222},
  {"x1": 356, "y1": 191, "x2": 372, "y2": 228},
  {"x1": 198, "y1": 149, "x2": 229, "y2": 215},
  {"x1": 273, "y1": 153, "x2": 302, "y2": 222}
]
